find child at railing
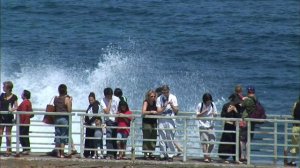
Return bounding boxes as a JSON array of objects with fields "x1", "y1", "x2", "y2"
[
  {"x1": 92, "y1": 117, "x2": 105, "y2": 159},
  {"x1": 116, "y1": 100, "x2": 132, "y2": 160}
]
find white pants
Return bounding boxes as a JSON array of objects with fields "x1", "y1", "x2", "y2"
[{"x1": 158, "y1": 119, "x2": 176, "y2": 158}]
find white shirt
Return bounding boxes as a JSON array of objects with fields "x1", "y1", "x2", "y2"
[
  {"x1": 156, "y1": 93, "x2": 178, "y2": 126},
  {"x1": 196, "y1": 102, "x2": 217, "y2": 128},
  {"x1": 100, "y1": 95, "x2": 120, "y2": 122}
]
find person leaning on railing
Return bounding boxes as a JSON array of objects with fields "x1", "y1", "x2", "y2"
[
  {"x1": 141, "y1": 89, "x2": 158, "y2": 160},
  {"x1": 286, "y1": 96, "x2": 300, "y2": 167},
  {"x1": 156, "y1": 85, "x2": 179, "y2": 162}
]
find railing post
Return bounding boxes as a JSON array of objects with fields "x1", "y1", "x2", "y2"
[
  {"x1": 246, "y1": 119, "x2": 251, "y2": 165},
  {"x1": 131, "y1": 116, "x2": 136, "y2": 161},
  {"x1": 68, "y1": 112, "x2": 72, "y2": 155},
  {"x1": 273, "y1": 118, "x2": 278, "y2": 164},
  {"x1": 80, "y1": 115, "x2": 84, "y2": 158},
  {"x1": 15, "y1": 111, "x2": 20, "y2": 157},
  {"x1": 236, "y1": 119, "x2": 240, "y2": 162},
  {"x1": 283, "y1": 117, "x2": 288, "y2": 165},
  {"x1": 183, "y1": 118, "x2": 187, "y2": 162}
]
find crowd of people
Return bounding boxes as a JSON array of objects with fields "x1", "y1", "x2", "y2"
[{"x1": 0, "y1": 81, "x2": 299, "y2": 166}]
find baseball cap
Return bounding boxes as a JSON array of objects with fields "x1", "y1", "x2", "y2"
[{"x1": 247, "y1": 85, "x2": 255, "y2": 94}]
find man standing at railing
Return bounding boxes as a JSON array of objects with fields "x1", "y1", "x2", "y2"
[
  {"x1": 286, "y1": 96, "x2": 300, "y2": 167},
  {"x1": 156, "y1": 85, "x2": 179, "y2": 162},
  {"x1": 100, "y1": 87, "x2": 120, "y2": 159}
]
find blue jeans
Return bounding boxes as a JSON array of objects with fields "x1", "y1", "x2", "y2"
[{"x1": 54, "y1": 117, "x2": 69, "y2": 145}]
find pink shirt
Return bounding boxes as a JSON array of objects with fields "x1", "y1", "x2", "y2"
[{"x1": 116, "y1": 110, "x2": 132, "y2": 136}]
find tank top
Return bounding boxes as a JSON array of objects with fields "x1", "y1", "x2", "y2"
[
  {"x1": 143, "y1": 100, "x2": 157, "y2": 124},
  {"x1": 54, "y1": 96, "x2": 68, "y2": 119},
  {"x1": 0, "y1": 93, "x2": 18, "y2": 121}
]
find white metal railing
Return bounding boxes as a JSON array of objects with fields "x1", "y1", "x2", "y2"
[{"x1": 0, "y1": 110, "x2": 299, "y2": 166}]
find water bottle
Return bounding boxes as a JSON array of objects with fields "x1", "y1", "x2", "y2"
[{"x1": 8, "y1": 103, "x2": 12, "y2": 112}]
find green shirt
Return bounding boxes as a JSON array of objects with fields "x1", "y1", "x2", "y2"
[{"x1": 242, "y1": 96, "x2": 256, "y2": 119}]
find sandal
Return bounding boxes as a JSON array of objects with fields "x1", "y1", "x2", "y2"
[
  {"x1": 204, "y1": 158, "x2": 210, "y2": 163},
  {"x1": 4, "y1": 152, "x2": 11, "y2": 157}
]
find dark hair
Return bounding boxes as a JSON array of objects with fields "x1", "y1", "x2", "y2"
[
  {"x1": 103, "y1": 87, "x2": 113, "y2": 96},
  {"x1": 155, "y1": 87, "x2": 163, "y2": 97},
  {"x1": 89, "y1": 92, "x2": 96, "y2": 99},
  {"x1": 114, "y1": 88, "x2": 123, "y2": 97},
  {"x1": 23, "y1": 90, "x2": 31, "y2": 99},
  {"x1": 58, "y1": 84, "x2": 67, "y2": 95},
  {"x1": 202, "y1": 93, "x2": 213, "y2": 102},
  {"x1": 118, "y1": 100, "x2": 129, "y2": 112}
]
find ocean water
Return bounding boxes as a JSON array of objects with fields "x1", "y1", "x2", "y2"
[{"x1": 1, "y1": 0, "x2": 300, "y2": 115}]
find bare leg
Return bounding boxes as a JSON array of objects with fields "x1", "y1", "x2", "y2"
[
  {"x1": 6, "y1": 126, "x2": 12, "y2": 154},
  {"x1": 174, "y1": 141, "x2": 183, "y2": 152},
  {"x1": 0, "y1": 126, "x2": 4, "y2": 151},
  {"x1": 202, "y1": 144, "x2": 208, "y2": 160}
]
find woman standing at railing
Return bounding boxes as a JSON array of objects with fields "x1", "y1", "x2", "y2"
[
  {"x1": 0, "y1": 81, "x2": 18, "y2": 157},
  {"x1": 142, "y1": 90, "x2": 158, "y2": 160},
  {"x1": 196, "y1": 93, "x2": 217, "y2": 163},
  {"x1": 17, "y1": 90, "x2": 33, "y2": 155},
  {"x1": 83, "y1": 92, "x2": 100, "y2": 158},
  {"x1": 218, "y1": 95, "x2": 242, "y2": 164},
  {"x1": 53, "y1": 84, "x2": 72, "y2": 158}
]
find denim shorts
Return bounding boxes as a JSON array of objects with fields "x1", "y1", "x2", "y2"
[{"x1": 54, "y1": 117, "x2": 69, "y2": 145}]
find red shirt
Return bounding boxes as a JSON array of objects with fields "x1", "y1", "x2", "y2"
[
  {"x1": 116, "y1": 110, "x2": 132, "y2": 136},
  {"x1": 17, "y1": 99, "x2": 33, "y2": 124}
]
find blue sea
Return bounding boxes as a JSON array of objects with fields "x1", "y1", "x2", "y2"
[{"x1": 1, "y1": 0, "x2": 300, "y2": 115}]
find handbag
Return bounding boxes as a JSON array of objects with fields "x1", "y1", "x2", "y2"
[
  {"x1": 239, "y1": 120, "x2": 247, "y2": 128},
  {"x1": 43, "y1": 97, "x2": 56, "y2": 124}
]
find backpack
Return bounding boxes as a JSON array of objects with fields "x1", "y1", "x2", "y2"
[{"x1": 249, "y1": 98, "x2": 266, "y2": 124}]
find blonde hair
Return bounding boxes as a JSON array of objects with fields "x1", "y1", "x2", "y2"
[{"x1": 145, "y1": 90, "x2": 156, "y2": 102}]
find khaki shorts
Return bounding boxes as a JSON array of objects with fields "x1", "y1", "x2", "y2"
[
  {"x1": 290, "y1": 126, "x2": 300, "y2": 154},
  {"x1": 199, "y1": 127, "x2": 216, "y2": 143}
]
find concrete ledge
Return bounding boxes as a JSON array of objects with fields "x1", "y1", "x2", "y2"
[{"x1": 0, "y1": 152, "x2": 279, "y2": 168}]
